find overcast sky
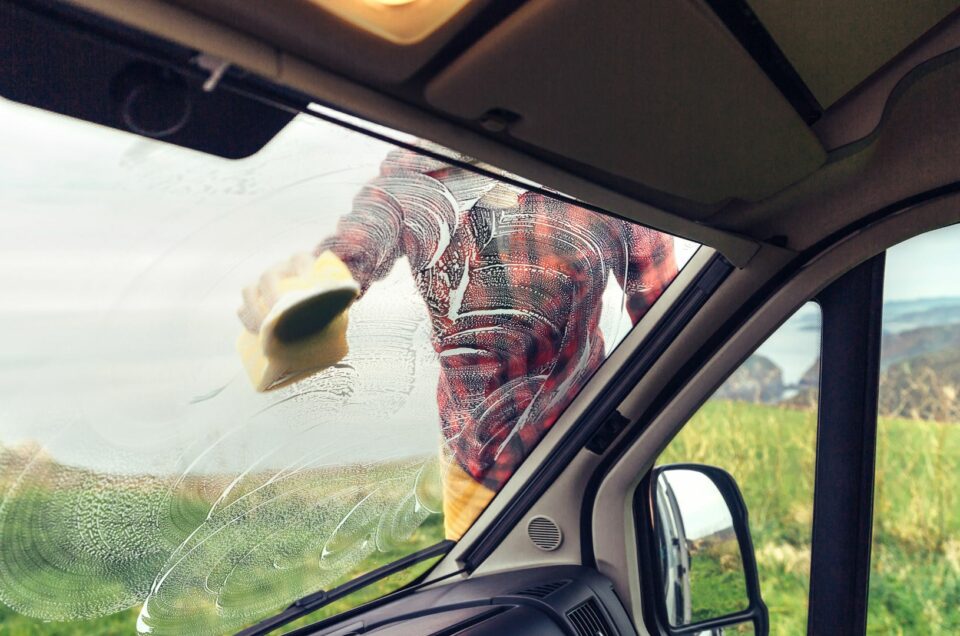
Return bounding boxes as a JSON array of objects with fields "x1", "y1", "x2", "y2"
[{"x1": 884, "y1": 222, "x2": 960, "y2": 300}]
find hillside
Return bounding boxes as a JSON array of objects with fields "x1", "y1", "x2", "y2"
[
  {"x1": 726, "y1": 321, "x2": 960, "y2": 422},
  {"x1": 713, "y1": 354, "x2": 784, "y2": 404},
  {"x1": 881, "y1": 323, "x2": 960, "y2": 367}
]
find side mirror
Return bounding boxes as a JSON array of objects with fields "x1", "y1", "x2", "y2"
[{"x1": 637, "y1": 464, "x2": 768, "y2": 635}]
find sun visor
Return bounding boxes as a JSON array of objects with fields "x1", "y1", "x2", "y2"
[
  {"x1": 747, "y1": 0, "x2": 960, "y2": 108},
  {"x1": 425, "y1": 0, "x2": 826, "y2": 207},
  {"x1": 0, "y1": 2, "x2": 295, "y2": 159}
]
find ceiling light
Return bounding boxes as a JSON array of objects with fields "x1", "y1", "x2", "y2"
[{"x1": 311, "y1": 0, "x2": 471, "y2": 45}]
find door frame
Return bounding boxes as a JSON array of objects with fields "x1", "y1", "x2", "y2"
[{"x1": 585, "y1": 189, "x2": 960, "y2": 633}]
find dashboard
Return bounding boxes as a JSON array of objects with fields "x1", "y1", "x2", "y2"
[{"x1": 302, "y1": 566, "x2": 637, "y2": 636}]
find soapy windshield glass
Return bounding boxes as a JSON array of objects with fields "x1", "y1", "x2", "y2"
[{"x1": 0, "y1": 98, "x2": 697, "y2": 635}]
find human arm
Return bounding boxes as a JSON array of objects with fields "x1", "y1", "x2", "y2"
[
  {"x1": 615, "y1": 222, "x2": 679, "y2": 324},
  {"x1": 236, "y1": 153, "x2": 416, "y2": 390}
]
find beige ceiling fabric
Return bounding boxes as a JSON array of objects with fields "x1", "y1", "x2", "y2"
[
  {"x1": 747, "y1": 0, "x2": 960, "y2": 107},
  {"x1": 714, "y1": 56, "x2": 960, "y2": 249}
]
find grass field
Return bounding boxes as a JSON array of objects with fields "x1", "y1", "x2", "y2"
[
  {"x1": 0, "y1": 514, "x2": 444, "y2": 636},
  {"x1": 0, "y1": 458, "x2": 446, "y2": 635},
  {"x1": 0, "y1": 551, "x2": 441, "y2": 636},
  {"x1": 2, "y1": 399, "x2": 959, "y2": 634},
  {"x1": 660, "y1": 399, "x2": 960, "y2": 635},
  {"x1": 686, "y1": 536, "x2": 749, "y2": 624}
]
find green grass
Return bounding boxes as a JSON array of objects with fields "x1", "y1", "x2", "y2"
[
  {"x1": 0, "y1": 460, "x2": 446, "y2": 635},
  {"x1": 3, "y1": 400, "x2": 959, "y2": 634},
  {"x1": 660, "y1": 399, "x2": 960, "y2": 635},
  {"x1": 687, "y1": 538, "x2": 748, "y2": 623},
  {"x1": 0, "y1": 560, "x2": 440, "y2": 636},
  {"x1": 0, "y1": 605, "x2": 139, "y2": 636},
  {"x1": 0, "y1": 517, "x2": 445, "y2": 636}
]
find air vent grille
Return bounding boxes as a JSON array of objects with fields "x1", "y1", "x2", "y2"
[
  {"x1": 567, "y1": 598, "x2": 611, "y2": 636},
  {"x1": 527, "y1": 515, "x2": 562, "y2": 551},
  {"x1": 515, "y1": 579, "x2": 570, "y2": 598}
]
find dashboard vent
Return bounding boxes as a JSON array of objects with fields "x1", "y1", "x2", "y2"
[
  {"x1": 515, "y1": 579, "x2": 570, "y2": 598},
  {"x1": 567, "y1": 599, "x2": 612, "y2": 636},
  {"x1": 527, "y1": 515, "x2": 563, "y2": 551}
]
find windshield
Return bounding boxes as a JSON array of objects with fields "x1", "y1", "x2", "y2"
[{"x1": 0, "y1": 97, "x2": 697, "y2": 634}]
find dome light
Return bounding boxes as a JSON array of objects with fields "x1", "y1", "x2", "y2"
[{"x1": 312, "y1": 0, "x2": 471, "y2": 44}]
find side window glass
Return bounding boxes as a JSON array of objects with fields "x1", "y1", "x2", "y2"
[
  {"x1": 868, "y1": 225, "x2": 960, "y2": 633},
  {"x1": 657, "y1": 302, "x2": 822, "y2": 634}
]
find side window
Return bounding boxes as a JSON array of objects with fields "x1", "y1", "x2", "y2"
[
  {"x1": 867, "y1": 225, "x2": 960, "y2": 634},
  {"x1": 656, "y1": 302, "x2": 822, "y2": 634}
]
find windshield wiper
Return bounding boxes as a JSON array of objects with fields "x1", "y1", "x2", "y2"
[{"x1": 236, "y1": 540, "x2": 456, "y2": 636}]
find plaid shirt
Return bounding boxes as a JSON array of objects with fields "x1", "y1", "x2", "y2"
[{"x1": 318, "y1": 147, "x2": 678, "y2": 491}]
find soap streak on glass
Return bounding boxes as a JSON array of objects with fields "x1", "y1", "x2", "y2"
[{"x1": 0, "y1": 98, "x2": 693, "y2": 634}]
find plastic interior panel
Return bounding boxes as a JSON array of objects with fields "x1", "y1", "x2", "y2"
[
  {"x1": 0, "y1": 1, "x2": 296, "y2": 159},
  {"x1": 302, "y1": 566, "x2": 636, "y2": 636},
  {"x1": 426, "y1": 0, "x2": 826, "y2": 205}
]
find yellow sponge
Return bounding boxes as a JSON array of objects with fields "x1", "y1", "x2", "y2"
[{"x1": 238, "y1": 251, "x2": 359, "y2": 392}]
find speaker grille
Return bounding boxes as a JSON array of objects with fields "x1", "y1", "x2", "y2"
[{"x1": 527, "y1": 515, "x2": 562, "y2": 551}]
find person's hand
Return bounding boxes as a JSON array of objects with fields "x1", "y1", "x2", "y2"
[
  {"x1": 236, "y1": 251, "x2": 360, "y2": 392},
  {"x1": 237, "y1": 252, "x2": 316, "y2": 334}
]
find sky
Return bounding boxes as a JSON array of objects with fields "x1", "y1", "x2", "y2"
[
  {"x1": 662, "y1": 469, "x2": 735, "y2": 541},
  {"x1": 0, "y1": 99, "x2": 444, "y2": 472},
  {"x1": 884, "y1": 223, "x2": 960, "y2": 301}
]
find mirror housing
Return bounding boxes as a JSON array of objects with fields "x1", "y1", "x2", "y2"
[{"x1": 637, "y1": 463, "x2": 768, "y2": 636}]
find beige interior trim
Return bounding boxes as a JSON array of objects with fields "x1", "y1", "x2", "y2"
[
  {"x1": 63, "y1": 0, "x2": 763, "y2": 266},
  {"x1": 277, "y1": 56, "x2": 762, "y2": 266},
  {"x1": 70, "y1": 0, "x2": 282, "y2": 79},
  {"x1": 592, "y1": 192, "x2": 960, "y2": 629},
  {"x1": 813, "y1": 9, "x2": 960, "y2": 150},
  {"x1": 718, "y1": 52, "x2": 960, "y2": 248},
  {"x1": 57, "y1": 0, "x2": 960, "y2": 264},
  {"x1": 169, "y1": 0, "x2": 494, "y2": 83}
]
